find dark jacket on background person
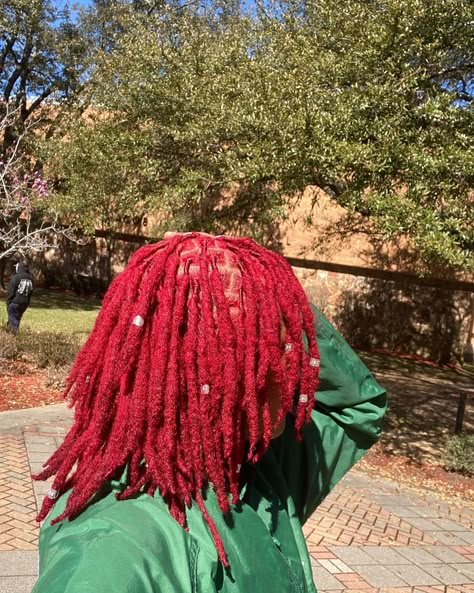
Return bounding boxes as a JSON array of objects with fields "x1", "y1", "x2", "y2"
[{"x1": 6, "y1": 263, "x2": 34, "y2": 306}]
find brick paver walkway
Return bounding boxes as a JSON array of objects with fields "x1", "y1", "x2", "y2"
[
  {"x1": 0, "y1": 435, "x2": 39, "y2": 552},
  {"x1": 305, "y1": 486, "x2": 437, "y2": 547},
  {"x1": 308, "y1": 471, "x2": 474, "y2": 593},
  {"x1": 0, "y1": 407, "x2": 473, "y2": 593}
]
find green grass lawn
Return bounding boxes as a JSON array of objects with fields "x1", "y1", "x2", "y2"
[{"x1": 1, "y1": 288, "x2": 101, "y2": 340}]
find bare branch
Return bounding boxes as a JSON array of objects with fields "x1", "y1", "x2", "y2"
[{"x1": 0, "y1": 103, "x2": 83, "y2": 261}]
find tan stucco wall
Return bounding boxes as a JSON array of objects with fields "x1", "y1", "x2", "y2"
[{"x1": 279, "y1": 187, "x2": 413, "y2": 272}]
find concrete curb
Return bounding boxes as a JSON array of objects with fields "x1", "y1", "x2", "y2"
[{"x1": 0, "y1": 403, "x2": 73, "y2": 433}]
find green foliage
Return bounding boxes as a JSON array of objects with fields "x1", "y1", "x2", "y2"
[
  {"x1": 444, "y1": 433, "x2": 474, "y2": 476},
  {"x1": 0, "y1": 0, "x2": 92, "y2": 260},
  {"x1": 45, "y1": 0, "x2": 473, "y2": 270},
  {"x1": 0, "y1": 329, "x2": 19, "y2": 360},
  {"x1": 0, "y1": 327, "x2": 80, "y2": 368},
  {"x1": 46, "y1": 4, "x2": 285, "y2": 239},
  {"x1": 22, "y1": 330, "x2": 81, "y2": 368},
  {"x1": 0, "y1": 0, "x2": 89, "y2": 145}
]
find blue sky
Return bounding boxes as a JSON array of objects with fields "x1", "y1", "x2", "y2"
[
  {"x1": 54, "y1": 0, "x2": 93, "y2": 19},
  {"x1": 56, "y1": 0, "x2": 92, "y2": 8}
]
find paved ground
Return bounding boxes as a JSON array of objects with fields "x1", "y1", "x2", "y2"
[{"x1": 0, "y1": 404, "x2": 473, "y2": 593}]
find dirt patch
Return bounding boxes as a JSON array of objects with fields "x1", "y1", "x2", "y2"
[
  {"x1": 0, "y1": 362, "x2": 64, "y2": 412},
  {"x1": 356, "y1": 352, "x2": 474, "y2": 502},
  {"x1": 360, "y1": 441, "x2": 474, "y2": 504},
  {"x1": 359, "y1": 352, "x2": 474, "y2": 465}
]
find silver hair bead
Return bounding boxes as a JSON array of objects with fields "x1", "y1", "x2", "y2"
[
  {"x1": 201, "y1": 384, "x2": 210, "y2": 394},
  {"x1": 299, "y1": 394, "x2": 309, "y2": 403},
  {"x1": 236, "y1": 464, "x2": 242, "y2": 474},
  {"x1": 133, "y1": 315, "x2": 145, "y2": 327},
  {"x1": 284, "y1": 343, "x2": 293, "y2": 352},
  {"x1": 47, "y1": 488, "x2": 59, "y2": 500},
  {"x1": 309, "y1": 357, "x2": 320, "y2": 368}
]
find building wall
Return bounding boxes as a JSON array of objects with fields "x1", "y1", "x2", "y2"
[
  {"x1": 279, "y1": 187, "x2": 473, "y2": 363},
  {"x1": 294, "y1": 266, "x2": 474, "y2": 364}
]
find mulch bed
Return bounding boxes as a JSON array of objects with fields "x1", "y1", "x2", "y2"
[{"x1": 0, "y1": 361, "x2": 64, "y2": 412}]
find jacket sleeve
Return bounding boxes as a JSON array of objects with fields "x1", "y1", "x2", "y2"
[
  {"x1": 270, "y1": 304, "x2": 387, "y2": 524},
  {"x1": 5, "y1": 276, "x2": 18, "y2": 304}
]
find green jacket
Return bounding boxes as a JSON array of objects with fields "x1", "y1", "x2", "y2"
[{"x1": 32, "y1": 307, "x2": 387, "y2": 593}]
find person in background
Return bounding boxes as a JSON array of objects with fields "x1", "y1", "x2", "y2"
[
  {"x1": 6, "y1": 262, "x2": 33, "y2": 333},
  {"x1": 32, "y1": 233, "x2": 386, "y2": 593}
]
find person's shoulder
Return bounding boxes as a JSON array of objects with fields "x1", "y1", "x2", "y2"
[
  {"x1": 37, "y1": 493, "x2": 203, "y2": 593},
  {"x1": 46, "y1": 487, "x2": 188, "y2": 542},
  {"x1": 41, "y1": 491, "x2": 200, "y2": 567}
]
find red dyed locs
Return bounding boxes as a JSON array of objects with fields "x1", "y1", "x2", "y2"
[{"x1": 33, "y1": 233, "x2": 320, "y2": 565}]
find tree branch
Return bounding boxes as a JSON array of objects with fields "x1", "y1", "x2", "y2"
[
  {"x1": 2, "y1": 35, "x2": 33, "y2": 102},
  {"x1": 0, "y1": 35, "x2": 16, "y2": 74}
]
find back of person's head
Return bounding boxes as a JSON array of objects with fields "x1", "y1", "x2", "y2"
[
  {"x1": 15, "y1": 262, "x2": 29, "y2": 274},
  {"x1": 34, "y1": 233, "x2": 320, "y2": 563}
]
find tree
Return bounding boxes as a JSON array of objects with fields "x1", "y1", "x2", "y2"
[
  {"x1": 255, "y1": 0, "x2": 474, "y2": 270},
  {"x1": 0, "y1": 104, "x2": 77, "y2": 263},
  {"x1": 46, "y1": 0, "x2": 474, "y2": 271},
  {"x1": 46, "y1": 2, "x2": 290, "y2": 245},
  {"x1": 0, "y1": 0, "x2": 88, "y2": 150},
  {"x1": 0, "y1": 0, "x2": 89, "y2": 266}
]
